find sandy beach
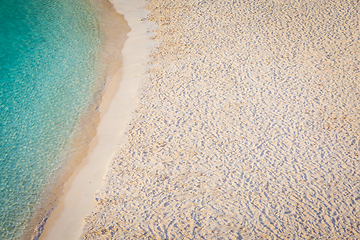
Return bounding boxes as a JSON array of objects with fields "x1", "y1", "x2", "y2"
[{"x1": 44, "y1": 0, "x2": 359, "y2": 239}]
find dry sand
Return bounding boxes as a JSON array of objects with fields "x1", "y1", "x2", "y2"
[{"x1": 80, "y1": 0, "x2": 360, "y2": 239}]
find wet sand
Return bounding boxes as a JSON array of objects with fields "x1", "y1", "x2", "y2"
[{"x1": 82, "y1": 0, "x2": 360, "y2": 239}]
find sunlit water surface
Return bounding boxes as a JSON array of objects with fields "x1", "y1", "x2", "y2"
[{"x1": 0, "y1": 0, "x2": 104, "y2": 238}]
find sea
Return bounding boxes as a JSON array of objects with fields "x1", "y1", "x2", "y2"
[{"x1": 0, "y1": 0, "x2": 105, "y2": 238}]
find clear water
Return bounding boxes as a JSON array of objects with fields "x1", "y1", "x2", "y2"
[{"x1": 0, "y1": 0, "x2": 103, "y2": 238}]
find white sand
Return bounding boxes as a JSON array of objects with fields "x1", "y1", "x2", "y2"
[{"x1": 78, "y1": 0, "x2": 360, "y2": 238}]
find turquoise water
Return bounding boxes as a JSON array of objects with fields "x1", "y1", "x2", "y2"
[{"x1": 0, "y1": 0, "x2": 103, "y2": 238}]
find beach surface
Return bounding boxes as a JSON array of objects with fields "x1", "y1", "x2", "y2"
[
  {"x1": 41, "y1": 0, "x2": 360, "y2": 238},
  {"x1": 80, "y1": 0, "x2": 360, "y2": 238}
]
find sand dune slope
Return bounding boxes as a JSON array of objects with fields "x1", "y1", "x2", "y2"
[{"x1": 83, "y1": 0, "x2": 360, "y2": 238}]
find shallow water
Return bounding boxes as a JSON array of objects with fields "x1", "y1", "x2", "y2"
[{"x1": 0, "y1": 0, "x2": 103, "y2": 238}]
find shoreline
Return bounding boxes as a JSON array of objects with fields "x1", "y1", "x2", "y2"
[
  {"x1": 39, "y1": 0, "x2": 157, "y2": 239},
  {"x1": 19, "y1": 0, "x2": 123, "y2": 238}
]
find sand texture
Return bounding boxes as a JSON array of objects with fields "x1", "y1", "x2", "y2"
[{"x1": 83, "y1": 0, "x2": 360, "y2": 239}]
